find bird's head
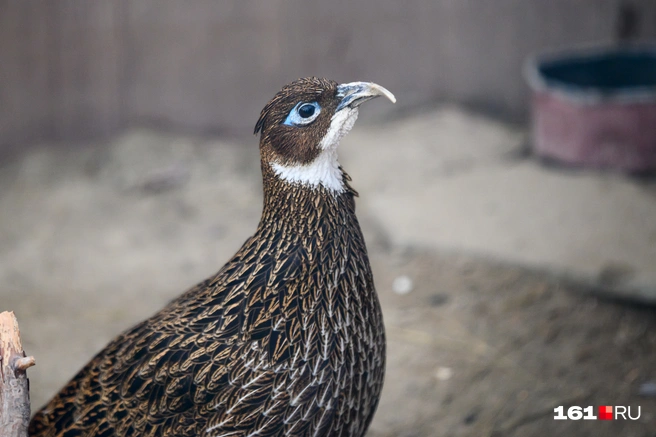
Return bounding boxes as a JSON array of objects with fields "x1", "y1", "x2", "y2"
[{"x1": 255, "y1": 77, "x2": 395, "y2": 193}]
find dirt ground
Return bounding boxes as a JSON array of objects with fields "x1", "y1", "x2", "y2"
[
  {"x1": 367, "y1": 248, "x2": 656, "y2": 436},
  {"x1": 1, "y1": 121, "x2": 655, "y2": 436}
]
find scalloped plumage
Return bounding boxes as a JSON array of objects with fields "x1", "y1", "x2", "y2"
[{"x1": 29, "y1": 78, "x2": 386, "y2": 437}]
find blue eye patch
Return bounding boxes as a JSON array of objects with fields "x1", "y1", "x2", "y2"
[{"x1": 283, "y1": 102, "x2": 321, "y2": 126}]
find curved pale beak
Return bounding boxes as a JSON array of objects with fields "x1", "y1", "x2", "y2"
[{"x1": 336, "y1": 81, "x2": 396, "y2": 112}]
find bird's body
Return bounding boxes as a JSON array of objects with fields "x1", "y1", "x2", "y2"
[{"x1": 29, "y1": 78, "x2": 394, "y2": 437}]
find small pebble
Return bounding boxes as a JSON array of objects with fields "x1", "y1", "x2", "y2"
[
  {"x1": 638, "y1": 382, "x2": 656, "y2": 397},
  {"x1": 463, "y1": 410, "x2": 478, "y2": 425},
  {"x1": 429, "y1": 293, "x2": 449, "y2": 306},
  {"x1": 434, "y1": 366, "x2": 453, "y2": 381},
  {"x1": 392, "y1": 275, "x2": 414, "y2": 295}
]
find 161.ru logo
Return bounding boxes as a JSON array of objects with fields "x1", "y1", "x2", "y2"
[{"x1": 554, "y1": 406, "x2": 641, "y2": 420}]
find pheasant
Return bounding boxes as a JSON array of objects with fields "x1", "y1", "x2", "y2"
[{"x1": 29, "y1": 77, "x2": 395, "y2": 437}]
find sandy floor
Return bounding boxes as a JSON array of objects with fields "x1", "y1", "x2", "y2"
[{"x1": 1, "y1": 111, "x2": 655, "y2": 436}]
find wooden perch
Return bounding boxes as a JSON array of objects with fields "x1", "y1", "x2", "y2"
[{"x1": 0, "y1": 311, "x2": 35, "y2": 437}]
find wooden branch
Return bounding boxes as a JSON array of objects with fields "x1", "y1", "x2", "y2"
[{"x1": 0, "y1": 311, "x2": 35, "y2": 437}]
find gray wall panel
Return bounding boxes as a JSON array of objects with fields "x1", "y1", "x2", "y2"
[{"x1": 1, "y1": 0, "x2": 655, "y2": 149}]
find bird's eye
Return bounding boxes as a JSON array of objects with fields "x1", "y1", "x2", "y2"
[
  {"x1": 283, "y1": 102, "x2": 321, "y2": 127},
  {"x1": 298, "y1": 103, "x2": 316, "y2": 118}
]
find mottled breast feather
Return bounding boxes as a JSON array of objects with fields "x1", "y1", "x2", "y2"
[{"x1": 28, "y1": 166, "x2": 385, "y2": 437}]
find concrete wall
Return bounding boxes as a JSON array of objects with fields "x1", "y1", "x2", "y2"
[{"x1": 1, "y1": 0, "x2": 655, "y2": 152}]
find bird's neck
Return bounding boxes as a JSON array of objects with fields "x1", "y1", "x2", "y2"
[{"x1": 258, "y1": 162, "x2": 358, "y2": 236}]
